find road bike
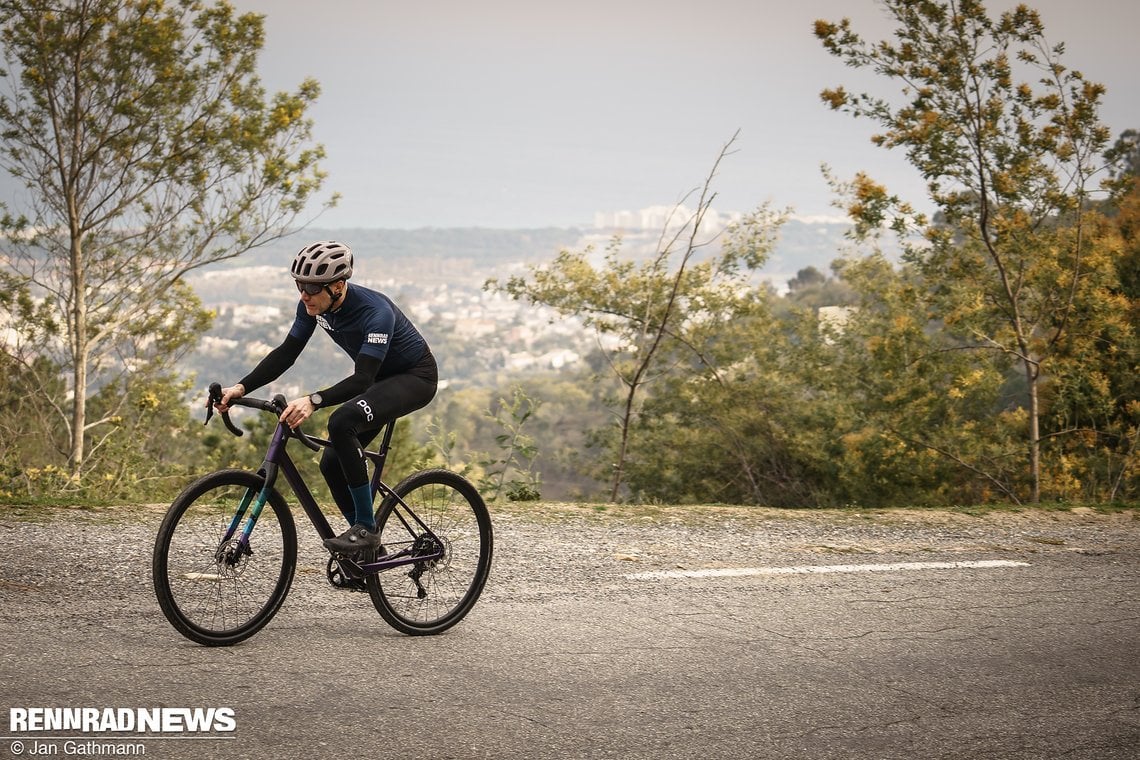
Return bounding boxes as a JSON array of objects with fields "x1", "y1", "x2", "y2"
[{"x1": 151, "y1": 383, "x2": 493, "y2": 646}]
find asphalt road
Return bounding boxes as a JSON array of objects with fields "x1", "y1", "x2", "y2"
[{"x1": 1, "y1": 504, "x2": 1137, "y2": 759}]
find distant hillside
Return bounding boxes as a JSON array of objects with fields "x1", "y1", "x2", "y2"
[
  {"x1": 765, "y1": 217, "x2": 856, "y2": 286},
  {"x1": 197, "y1": 219, "x2": 855, "y2": 292},
  {"x1": 210, "y1": 227, "x2": 585, "y2": 273}
]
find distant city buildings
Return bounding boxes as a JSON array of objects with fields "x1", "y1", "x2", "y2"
[
  {"x1": 593, "y1": 205, "x2": 743, "y2": 232},
  {"x1": 121, "y1": 217, "x2": 859, "y2": 391}
]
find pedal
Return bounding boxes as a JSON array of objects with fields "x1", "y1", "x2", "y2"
[{"x1": 326, "y1": 556, "x2": 366, "y2": 592}]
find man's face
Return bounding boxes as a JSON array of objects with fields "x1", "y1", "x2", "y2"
[{"x1": 297, "y1": 280, "x2": 343, "y2": 315}]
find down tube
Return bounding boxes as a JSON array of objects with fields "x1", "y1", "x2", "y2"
[{"x1": 278, "y1": 451, "x2": 338, "y2": 541}]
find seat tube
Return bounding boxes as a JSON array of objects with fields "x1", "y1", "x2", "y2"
[{"x1": 368, "y1": 420, "x2": 396, "y2": 501}]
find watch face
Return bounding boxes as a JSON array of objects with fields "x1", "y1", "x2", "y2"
[{"x1": 310, "y1": 393, "x2": 322, "y2": 406}]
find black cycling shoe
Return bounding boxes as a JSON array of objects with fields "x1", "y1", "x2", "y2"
[{"x1": 324, "y1": 523, "x2": 382, "y2": 554}]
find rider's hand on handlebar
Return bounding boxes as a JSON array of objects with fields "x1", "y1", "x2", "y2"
[
  {"x1": 280, "y1": 395, "x2": 315, "y2": 430},
  {"x1": 216, "y1": 383, "x2": 245, "y2": 413}
]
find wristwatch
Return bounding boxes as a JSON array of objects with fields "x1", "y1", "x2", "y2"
[{"x1": 308, "y1": 392, "x2": 323, "y2": 408}]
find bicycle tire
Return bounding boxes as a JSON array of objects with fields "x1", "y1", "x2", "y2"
[
  {"x1": 367, "y1": 468, "x2": 493, "y2": 635},
  {"x1": 152, "y1": 469, "x2": 297, "y2": 646}
]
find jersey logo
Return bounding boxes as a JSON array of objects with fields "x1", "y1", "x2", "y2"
[
  {"x1": 316, "y1": 315, "x2": 332, "y2": 330},
  {"x1": 367, "y1": 332, "x2": 389, "y2": 345}
]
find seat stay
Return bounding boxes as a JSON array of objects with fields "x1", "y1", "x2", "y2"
[{"x1": 382, "y1": 489, "x2": 441, "y2": 540}]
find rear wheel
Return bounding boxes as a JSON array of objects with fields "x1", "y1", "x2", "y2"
[
  {"x1": 367, "y1": 469, "x2": 492, "y2": 635},
  {"x1": 152, "y1": 470, "x2": 296, "y2": 646}
]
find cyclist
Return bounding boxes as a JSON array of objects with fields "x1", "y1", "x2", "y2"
[{"x1": 214, "y1": 240, "x2": 437, "y2": 554}]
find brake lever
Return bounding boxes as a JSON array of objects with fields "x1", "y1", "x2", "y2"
[
  {"x1": 207, "y1": 382, "x2": 245, "y2": 438},
  {"x1": 205, "y1": 383, "x2": 221, "y2": 425}
]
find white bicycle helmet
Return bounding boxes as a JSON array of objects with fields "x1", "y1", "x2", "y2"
[{"x1": 290, "y1": 240, "x2": 354, "y2": 283}]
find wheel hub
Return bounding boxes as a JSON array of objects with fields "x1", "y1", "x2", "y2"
[{"x1": 215, "y1": 539, "x2": 252, "y2": 575}]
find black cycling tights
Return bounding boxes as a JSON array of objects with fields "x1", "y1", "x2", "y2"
[{"x1": 319, "y1": 352, "x2": 437, "y2": 523}]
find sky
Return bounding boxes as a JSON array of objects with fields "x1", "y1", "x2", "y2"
[
  {"x1": 225, "y1": 0, "x2": 1138, "y2": 229},
  {"x1": 11, "y1": 0, "x2": 1140, "y2": 230}
]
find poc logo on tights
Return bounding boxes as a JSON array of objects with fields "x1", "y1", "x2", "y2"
[{"x1": 357, "y1": 399, "x2": 374, "y2": 422}]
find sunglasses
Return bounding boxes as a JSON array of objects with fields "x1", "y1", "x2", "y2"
[{"x1": 295, "y1": 281, "x2": 326, "y2": 296}]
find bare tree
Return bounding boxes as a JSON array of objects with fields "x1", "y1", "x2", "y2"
[{"x1": 493, "y1": 132, "x2": 785, "y2": 500}]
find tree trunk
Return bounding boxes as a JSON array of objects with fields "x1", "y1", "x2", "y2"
[
  {"x1": 68, "y1": 235, "x2": 87, "y2": 478},
  {"x1": 1026, "y1": 361, "x2": 1041, "y2": 503},
  {"x1": 610, "y1": 381, "x2": 638, "y2": 502}
]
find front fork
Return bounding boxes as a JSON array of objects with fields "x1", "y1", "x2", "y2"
[{"x1": 218, "y1": 462, "x2": 280, "y2": 566}]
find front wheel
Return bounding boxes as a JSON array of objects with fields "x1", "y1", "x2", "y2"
[
  {"x1": 368, "y1": 469, "x2": 493, "y2": 635},
  {"x1": 152, "y1": 470, "x2": 297, "y2": 646}
]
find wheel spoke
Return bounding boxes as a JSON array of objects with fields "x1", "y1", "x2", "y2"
[
  {"x1": 153, "y1": 471, "x2": 296, "y2": 646},
  {"x1": 368, "y1": 469, "x2": 492, "y2": 635}
]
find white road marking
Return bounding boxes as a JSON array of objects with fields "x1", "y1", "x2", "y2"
[
  {"x1": 625, "y1": 559, "x2": 1030, "y2": 581},
  {"x1": 182, "y1": 572, "x2": 225, "y2": 582}
]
